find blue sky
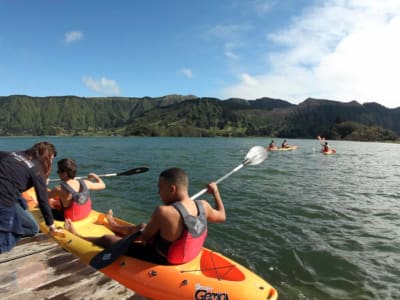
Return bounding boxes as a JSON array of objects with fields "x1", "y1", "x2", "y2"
[{"x1": 1, "y1": 0, "x2": 399, "y2": 108}]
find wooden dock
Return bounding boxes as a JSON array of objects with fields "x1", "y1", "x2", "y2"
[{"x1": 0, "y1": 234, "x2": 148, "y2": 300}]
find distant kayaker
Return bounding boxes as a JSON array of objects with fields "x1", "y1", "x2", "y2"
[
  {"x1": 64, "y1": 167, "x2": 226, "y2": 265},
  {"x1": 281, "y1": 140, "x2": 289, "y2": 148},
  {"x1": 0, "y1": 141, "x2": 61, "y2": 254},
  {"x1": 268, "y1": 140, "x2": 276, "y2": 150},
  {"x1": 48, "y1": 158, "x2": 105, "y2": 221},
  {"x1": 322, "y1": 141, "x2": 330, "y2": 152}
]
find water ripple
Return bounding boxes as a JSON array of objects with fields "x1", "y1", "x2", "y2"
[{"x1": 3, "y1": 137, "x2": 400, "y2": 299}]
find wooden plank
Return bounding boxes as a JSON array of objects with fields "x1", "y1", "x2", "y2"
[
  {"x1": 0, "y1": 234, "x2": 148, "y2": 300},
  {"x1": 0, "y1": 234, "x2": 56, "y2": 264}
]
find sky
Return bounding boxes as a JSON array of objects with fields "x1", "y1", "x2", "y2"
[{"x1": 1, "y1": 0, "x2": 399, "y2": 108}]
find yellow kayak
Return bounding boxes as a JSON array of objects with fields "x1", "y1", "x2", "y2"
[
  {"x1": 26, "y1": 190, "x2": 278, "y2": 300},
  {"x1": 268, "y1": 146, "x2": 298, "y2": 151}
]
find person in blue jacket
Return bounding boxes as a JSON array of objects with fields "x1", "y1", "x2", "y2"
[{"x1": 0, "y1": 141, "x2": 60, "y2": 253}]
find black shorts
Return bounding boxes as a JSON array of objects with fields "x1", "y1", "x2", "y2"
[{"x1": 126, "y1": 242, "x2": 168, "y2": 265}]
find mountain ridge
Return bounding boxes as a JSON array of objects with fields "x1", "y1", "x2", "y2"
[{"x1": 0, "y1": 95, "x2": 398, "y2": 140}]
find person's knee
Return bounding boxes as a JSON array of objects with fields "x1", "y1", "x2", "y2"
[
  {"x1": 98, "y1": 235, "x2": 120, "y2": 248},
  {"x1": 22, "y1": 222, "x2": 39, "y2": 236},
  {"x1": 15, "y1": 204, "x2": 40, "y2": 236},
  {"x1": 31, "y1": 222, "x2": 40, "y2": 235}
]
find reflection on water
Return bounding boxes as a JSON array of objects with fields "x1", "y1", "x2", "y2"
[{"x1": 1, "y1": 137, "x2": 400, "y2": 299}]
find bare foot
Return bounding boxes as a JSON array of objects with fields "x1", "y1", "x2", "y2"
[
  {"x1": 64, "y1": 218, "x2": 78, "y2": 235},
  {"x1": 105, "y1": 209, "x2": 118, "y2": 226}
]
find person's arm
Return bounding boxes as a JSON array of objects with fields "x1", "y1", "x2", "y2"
[
  {"x1": 32, "y1": 171, "x2": 55, "y2": 229},
  {"x1": 84, "y1": 173, "x2": 106, "y2": 190},
  {"x1": 202, "y1": 182, "x2": 226, "y2": 223},
  {"x1": 48, "y1": 185, "x2": 63, "y2": 199},
  {"x1": 139, "y1": 206, "x2": 164, "y2": 244},
  {"x1": 47, "y1": 186, "x2": 63, "y2": 209}
]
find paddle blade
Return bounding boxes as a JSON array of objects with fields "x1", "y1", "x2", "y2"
[
  {"x1": 117, "y1": 167, "x2": 149, "y2": 176},
  {"x1": 191, "y1": 145, "x2": 268, "y2": 200},
  {"x1": 243, "y1": 145, "x2": 268, "y2": 166},
  {"x1": 89, "y1": 231, "x2": 141, "y2": 270}
]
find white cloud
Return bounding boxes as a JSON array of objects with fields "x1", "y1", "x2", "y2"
[
  {"x1": 82, "y1": 76, "x2": 121, "y2": 96},
  {"x1": 225, "y1": 51, "x2": 239, "y2": 60},
  {"x1": 64, "y1": 31, "x2": 84, "y2": 44},
  {"x1": 221, "y1": 0, "x2": 400, "y2": 108},
  {"x1": 180, "y1": 68, "x2": 193, "y2": 79},
  {"x1": 240, "y1": 73, "x2": 258, "y2": 86}
]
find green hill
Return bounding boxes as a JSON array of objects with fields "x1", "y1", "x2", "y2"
[{"x1": 0, "y1": 95, "x2": 398, "y2": 141}]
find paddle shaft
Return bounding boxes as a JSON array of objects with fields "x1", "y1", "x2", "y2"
[
  {"x1": 49, "y1": 166, "x2": 148, "y2": 182},
  {"x1": 190, "y1": 162, "x2": 247, "y2": 200},
  {"x1": 75, "y1": 172, "x2": 117, "y2": 180},
  {"x1": 190, "y1": 146, "x2": 266, "y2": 200}
]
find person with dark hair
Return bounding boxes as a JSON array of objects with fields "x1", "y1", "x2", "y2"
[
  {"x1": 268, "y1": 140, "x2": 276, "y2": 150},
  {"x1": 0, "y1": 141, "x2": 60, "y2": 253},
  {"x1": 322, "y1": 141, "x2": 330, "y2": 152},
  {"x1": 48, "y1": 158, "x2": 106, "y2": 221},
  {"x1": 64, "y1": 167, "x2": 226, "y2": 265}
]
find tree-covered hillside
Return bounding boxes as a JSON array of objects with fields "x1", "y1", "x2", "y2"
[{"x1": 0, "y1": 95, "x2": 398, "y2": 141}]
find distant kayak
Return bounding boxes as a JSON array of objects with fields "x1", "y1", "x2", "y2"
[
  {"x1": 268, "y1": 146, "x2": 298, "y2": 151},
  {"x1": 322, "y1": 149, "x2": 336, "y2": 155}
]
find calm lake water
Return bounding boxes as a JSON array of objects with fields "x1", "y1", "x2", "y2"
[{"x1": 1, "y1": 137, "x2": 399, "y2": 300}]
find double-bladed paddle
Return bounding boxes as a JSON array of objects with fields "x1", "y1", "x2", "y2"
[
  {"x1": 49, "y1": 166, "x2": 149, "y2": 182},
  {"x1": 89, "y1": 230, "x2": 142, "y2": 269},
  {"x1": 89, "y1": 145, "x2": 268, "y2": 270},
  {"x1": 190, "y1": 145, "x2": 268, "y2": 200}
]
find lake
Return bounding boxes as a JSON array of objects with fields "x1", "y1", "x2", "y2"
[{"x1": 1, "y1": 136, "x2": 399, "y2": 300}]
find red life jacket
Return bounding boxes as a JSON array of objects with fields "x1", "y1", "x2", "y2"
[
  {"x1": 167, "y1": 200, "x2": 208, "y2": 264},
  {"x1": 61, "y1": 179, "x2": 91, "y2": 221}
]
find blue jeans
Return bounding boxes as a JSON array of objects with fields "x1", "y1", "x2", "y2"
[
  {"x1": 0, "y1": 231, "x2": 19, "y2": 253},
  {"x1": 15, "y1": 201, "x2": 39, "y2": 237},
  {"x1": 0, "y1": 201, "x2": 39, "y2": 253}
]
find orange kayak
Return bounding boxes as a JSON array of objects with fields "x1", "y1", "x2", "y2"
[
  {"x1": 322, "y1": 149, "x2": 336, "y2": 155},
  {"x1": 25, "y1": 189, "x2": 278, "y2": 300}
]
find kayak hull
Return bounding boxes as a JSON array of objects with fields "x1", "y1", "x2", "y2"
[
  {"x1": 322, "y1": 149, "x2": 336, "y2": 155},
  {"x1": 268, "y1": 146, "x2": 298, "y2": 151},
  {"x1": 27, "y1": 191, "x2": 278, "y2": 300}
]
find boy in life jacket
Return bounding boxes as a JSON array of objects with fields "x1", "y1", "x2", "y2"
[
  {"x1": 48, "y1": 158, "x2": 106, "y2": 221},
  {"x1": 64, "y1": 167, "x2": 226, "y2": 265}
]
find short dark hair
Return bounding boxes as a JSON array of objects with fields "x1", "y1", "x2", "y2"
[
  {"x1": 57, "y1": 158, "x2": 77, "y2": 179},
  {"x1": 159, "y1": 168, "x2": 188, "y2": 188}
]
